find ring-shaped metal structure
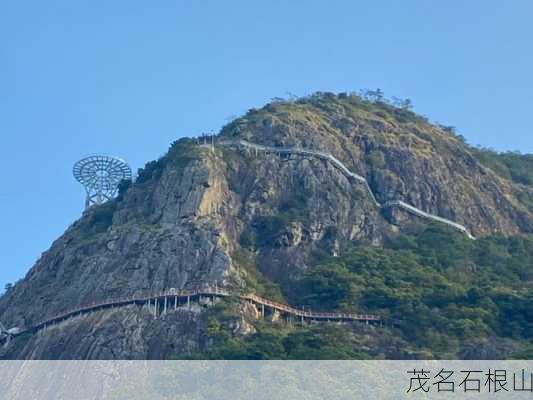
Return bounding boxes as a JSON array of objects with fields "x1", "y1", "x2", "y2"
[{"x1": 73, "y1": 155, "x2": 132, "y2": 208}]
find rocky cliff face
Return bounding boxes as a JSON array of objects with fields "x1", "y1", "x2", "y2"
[
  {"x1": 221, "y1": 94, "x2": 533, "y2": 236},
  {"x1": 1, "y1": 93, "x2": 532, "y2": 359}
]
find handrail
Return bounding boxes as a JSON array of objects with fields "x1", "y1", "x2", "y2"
[
  {"x1": 3, "y1": 138, "x2": 472, "y2": 342},
  {"x1": 215, "y1": 139, "x2": 475, "y2": 239},
  {"x1": 3, "y1": 288, "x2": 381, "y2": 341}
]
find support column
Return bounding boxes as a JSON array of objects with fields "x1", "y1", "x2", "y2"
[
  {"x1": 174, "y1": 296, "x2": 178, "y2": 310},
  {"x1": 261, "y1": 304, "x2": 265, "y2": 319},
  {"x1": 187, "y1": 296, "x2": 190, "y2": 309},
  {"x1": 163, "y1": 297, "x2": 167, "y2": 315},
  {"x1": 153, "y1": 299, "x2": 158, "y2": 317}
]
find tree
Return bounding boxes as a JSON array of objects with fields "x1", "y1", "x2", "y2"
[
  {"x1": 364, "y1": 88, "x2": 384, "y2": 102},
  {"x1": 117, "y1": 179, "x2": 132, "y2": 200},
  {"x1": 401, "y1": 98, "x2": 413, "y2": 110}
]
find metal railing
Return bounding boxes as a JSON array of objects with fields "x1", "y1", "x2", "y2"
[
  {"x1": 3, "y1": 287, "x2": 382, "y2": 340},
  {"x1": 215, "y1": 139, "x2": 475, "y2": 239}
]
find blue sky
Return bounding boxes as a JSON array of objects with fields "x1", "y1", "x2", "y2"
[{"x1": 1, "y1": 0, "x2": 533, "y2": 288}]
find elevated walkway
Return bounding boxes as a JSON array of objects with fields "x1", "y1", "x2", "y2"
[
  {"x1": 216, "y1": 139, "x2": 475, "y2": 239},
  {"x1": 0, "y1": 288, "x2": 382, "y2": 344}
]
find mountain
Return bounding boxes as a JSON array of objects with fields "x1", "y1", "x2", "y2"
[{"x1": 1, "y1": 92, "x2": 533, "y2": 359}]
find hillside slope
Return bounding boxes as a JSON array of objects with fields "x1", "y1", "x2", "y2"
[{"x1": 1, "y1": 92, "x2": 532, "y2": 359}]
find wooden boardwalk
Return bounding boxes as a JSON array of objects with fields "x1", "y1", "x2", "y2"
[{"x1": 1, "y1": 288, "x2": 381, "y2": 342}]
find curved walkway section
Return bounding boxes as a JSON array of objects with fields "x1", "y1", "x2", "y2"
[
  {"x1": 216, "y1": 139, "x2": 475, "y2": 239},
  {"x1": 0, "y1": 139, "x2": 475, "y2": 344},
  {"x1": 1, "y1": 288, "x2": 381, "y2": 343}
]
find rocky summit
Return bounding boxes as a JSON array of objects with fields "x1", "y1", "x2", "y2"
[{"x1": 2, "y1": 92, "x2": 533, "y2": 360}]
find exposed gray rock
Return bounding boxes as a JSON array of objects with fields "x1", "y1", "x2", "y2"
[{"x1": 2, "y1": 95, "x2": 532, "y2": 359}]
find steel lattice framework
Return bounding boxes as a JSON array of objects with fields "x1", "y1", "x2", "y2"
[{"x1": 73, "y1": 155, "x2": 132, "y2": 209}]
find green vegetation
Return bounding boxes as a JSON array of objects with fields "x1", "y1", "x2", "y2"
[
  {"x1": 240, "y1": 216, "x2": 290, "y2": 250},
  {"x1": 213, "y1": 92, "x2": 533, "y2": 359},
  {"x1": 366, "y1": 150, "x2": 386, "y2": 169},
  {"x1": 239, "y1": 191, "x2": 308, "y2": 251},
  {"x1": 76, "y1": 200, "x2": 117, "y2": 238},
  {"x1": 219, "y1": 90, "x2": 424, "y2": 141},
  {"x1": 241, "y1": 215, "x2": 288, "y2": 248},
  {"x1": 67, "y1": 91, "x2": 533, "y2": 360},
  {"x1": 289, "y1": 224, "x2": 533, "y2": 358},
  {"x1": 183, "y1": 300, "x2": 372, "y2": 360},
  {"x1": 137, "y1": 138, "x2": 201, "y2": 184},
  {"x1": 116, "y1": 179, "x2": 132, "y2": 200},
  {"x1": 136, "y1": 159, "x2": 166, "y2": 184},
  {"x1": 222, "y1": 91, "x2": 533, "y2": 184},
  {"x1": 471, "y1": 147, "x2": 533, "y2": 186},
  {"x1": 75, "y1": 138, "x2": 202, "y2": 243},
  {"x1": 231, "y1": 248, "x2": 285, "y2": 302},
  {"x1": 195, "y1": 323, "x2": 371, "y2": 360},
  {"x1": 194, "y1": 224, "x2": 533, "y2": 359},
  {"x1": 295, "y1": 90, "x2": 423, "y2": 125}
]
